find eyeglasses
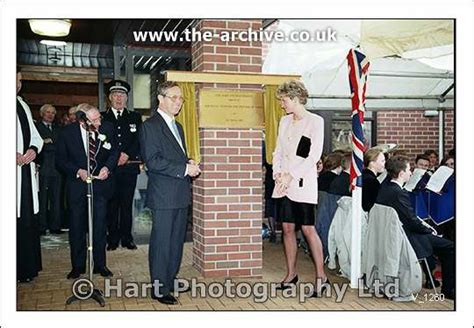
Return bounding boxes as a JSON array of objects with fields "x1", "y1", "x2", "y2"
[
  {"x1": 164, "y1": 94, "x2": 185, "y2": 103},
  {"x1": 88, "y1": 116, "x2": 102, "y2": 124}
]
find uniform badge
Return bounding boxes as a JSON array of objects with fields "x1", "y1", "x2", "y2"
[{"x1": 129, "y1": 124, "x2": 137, "y2": 132}]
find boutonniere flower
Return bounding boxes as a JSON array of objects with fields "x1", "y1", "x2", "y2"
[
  {"x1": 98, "y1": 133, "x2": 107, "y2": 142},
  {"x1": 103, "y1": 142, "x2": 111, "y2": 150},
  {"x1": 129, "y1": 124, "x2": 137, "y2": 133}
]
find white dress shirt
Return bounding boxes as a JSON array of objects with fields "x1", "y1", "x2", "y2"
[
  {"x1": 111, "y1": 107, "x2": 124, "y2": 119},
  {"x1": 42, "y1": 121, "x2": 52, "y2": 130}
]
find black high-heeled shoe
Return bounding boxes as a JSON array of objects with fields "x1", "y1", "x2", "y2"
[
  {"x1": 311, "y1": 277, "x2": 330, "y2": 297},
  {"x1": 276, "y1": 275, "x2": 299, "y2": 290}
]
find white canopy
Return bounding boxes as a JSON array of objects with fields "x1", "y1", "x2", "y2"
[{"x1": 263, "y1": 20, "x2": 454, "y2": 110}]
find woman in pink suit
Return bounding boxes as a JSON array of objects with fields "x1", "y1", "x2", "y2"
[{"x1": 272, "y1": 80, "x2": 328, "y2": 296}]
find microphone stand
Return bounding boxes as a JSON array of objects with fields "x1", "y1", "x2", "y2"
[{"x1": 66, "y1": 122, "x2": 105, "y2": 307}]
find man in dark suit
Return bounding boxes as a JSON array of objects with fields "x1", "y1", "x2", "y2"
[
  {"x1": 376, "y1": 155, "x2": 454, "y2": 300},
  {"x1": 56, "y1": 103, "x2": 119, "y2": 279},
  {"x1": 102, "y1": 80, "x2": 142, "y2": 250},
  {"x1": 139, "y1": 81, "x2": 200, "y2": 305},
  {"x1": 35, "y1": 104, "x2": 63, "y2": 235}
]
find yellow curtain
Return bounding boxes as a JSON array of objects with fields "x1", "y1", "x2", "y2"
[
  {"x1": 176, "y1": 82, "x2": 201, "y2": 163},
  {"x1": 263, "y1": 85, "x2": 285, "y2": 164}
]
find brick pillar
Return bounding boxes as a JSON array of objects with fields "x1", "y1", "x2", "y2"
[{"x1": 191, "y1": 20, "x2": 263, "y2": 278}]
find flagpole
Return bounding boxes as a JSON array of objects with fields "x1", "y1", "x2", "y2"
[
  {"x1": 347, "y1": 48, "x2": 370, "y2": 290},
  {"x1": 350, "y1": 186, "x2": 362, "y2": 288}
]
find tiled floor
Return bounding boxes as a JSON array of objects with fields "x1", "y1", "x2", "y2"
[{"x1": 17, "y1": 236, "x2": 454, "y2": 311}]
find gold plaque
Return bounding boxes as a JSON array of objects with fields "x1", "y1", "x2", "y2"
[{"x1": 199, "y1": 90, "x2": 264, "y2": 128}]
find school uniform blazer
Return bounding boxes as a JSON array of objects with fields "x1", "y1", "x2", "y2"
[{"x1": 272, "y1": 113, "x2": 324, "y2": 204}]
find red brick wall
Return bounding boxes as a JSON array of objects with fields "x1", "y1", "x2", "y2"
[
  {"x1": 192, "y1": 130, "x2": 263, "y2": 277},
  {"x1": 376, "y1": 109, "x2": 454, "y2": 161},
  {"x1": 192, "y1": 20, "x2": 262, "y2": 76},
  {"x1": 191, "y1": 19, "x2": 264, "y2": 278}
]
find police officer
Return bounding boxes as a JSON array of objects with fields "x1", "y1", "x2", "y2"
[{"x1": 103, "y1": 80, "x2": 142, "y2": 250}]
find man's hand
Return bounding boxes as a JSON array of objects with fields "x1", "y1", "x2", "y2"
[
  {"x1": 97, "y1": 167, "x2": 110, "y2": 180},
  {"x1": 17, "y1": 152, "x2": 24, "y2": 166},
  {"x1": 22, "y1": 149, "x2": 37, "y2": 165},
  {"x1": 77, "y1": 169, "x2": 88, "y2": 182},
  {"x1": 187, "y1": 163, "x2": 201, "y2": 178},
  {"x1": 117, "y1": 152, "x2": 129, "y2": 166}
]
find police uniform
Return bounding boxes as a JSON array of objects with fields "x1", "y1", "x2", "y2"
[{"x1": 102, "y1": 80, "x2": 142, "y2": 250}]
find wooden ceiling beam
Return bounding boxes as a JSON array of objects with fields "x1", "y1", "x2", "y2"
[
  {"x1": 165, "y1": 70, "x2": 300, "y2": 85},
  {"x1": 20, "y1": 65, "x2": 98, "y2": 83}
]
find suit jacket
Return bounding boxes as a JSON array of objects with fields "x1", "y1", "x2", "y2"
[
  {"x1": 375, "y1": 181, "x2": 433, "y2": 258},
  {"x1": 362, "y1": 169, "x2": 380, "y2": 212},
  {"x1": 329, "y1": 171, "x2": 351, "y2": 196},
  {"x1": 35, "y1": 121, "x2": 61, "y2": 177},
  {"x1": 55, "y1": 122, "x2": 119, "y2": 202},
  {"x1": 101, "y1": 108, "x2": 142, "y2": 175},
  {"x1": 272, "y1": 113, "x2": 324, "y2": 204},
  {"x1": 139, "y1": 111, "x2": 191, "y2": 210}
]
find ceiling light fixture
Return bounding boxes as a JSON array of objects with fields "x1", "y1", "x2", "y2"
[
  {"x1": 29, "y1": 19, "x2": 72, "y2": 37},
  {"x1": 40, "y1": 39, "x2": 67, "y2": 47}
]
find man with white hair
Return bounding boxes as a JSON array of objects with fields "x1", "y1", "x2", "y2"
[
  {"x1": 67, "y1": 106, "x2": 78, "y2": 124},
  {"x1": 35, "y1": 104, "x2": 63, "y2": 235},
  {"x1": 56, "y1": 103, "x2": 119, "y2": 279}
]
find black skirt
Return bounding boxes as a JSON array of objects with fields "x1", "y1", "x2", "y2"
[{"x1": 276, "y1": 197, "x2": 315, "y2": 226}]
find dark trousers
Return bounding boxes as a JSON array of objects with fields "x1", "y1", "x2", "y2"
[
  {"x1": 68, "y1": 194, "x2": 108, "y2": 270},
  {"x1": 60, "y1": 174, "x2": 70, "y2": 229},
  {"x1": 149, "y1": 208, "x2": 188, "y2": 295},
  {"x1": 427, "y1": 234, "x2": 455, "y2": 293},
  {"x1": 38, "y1": 175, "x2": 62, "y2": 232},
  {"x1": 107, "y1": 173, "x2": 137, "y2": 246}
]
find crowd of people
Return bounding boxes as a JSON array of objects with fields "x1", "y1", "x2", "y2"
[
  {"x1": 17, "y1": 73, "x2": 455, "y2": 303},
  {"x1": 16, "y1": 68, "x2": 145, "y2": 283},
  {"x1": 266, "y1": 80, "x2": 455, "y2": 300}
]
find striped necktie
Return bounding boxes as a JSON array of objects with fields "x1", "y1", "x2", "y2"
[{"x1": 88, "y1": 132, "x2": 97, "y2": 173}]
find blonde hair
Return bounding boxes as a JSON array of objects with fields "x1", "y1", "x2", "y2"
[
  {"x1": 276, "y1": 80, "x2": 309, "y2": 105},
  {"x1": 364, "y1": 148, "x2": 383, "y2": 168}
]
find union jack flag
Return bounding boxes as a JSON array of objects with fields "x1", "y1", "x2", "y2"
[{"x1": 347, "y1": 49, "x2": 370, "y2": 190}]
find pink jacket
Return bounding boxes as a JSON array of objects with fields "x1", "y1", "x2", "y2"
[{"x1": 272, "y1": 112, "x2": 324, "y2": 204}]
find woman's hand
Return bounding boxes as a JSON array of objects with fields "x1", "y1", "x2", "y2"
[
  {"x1": 275, "y1": 181, "x2": 287, "y2": 196},
  {"x1": 280, "y1": 172, "x2": 293, "y2": 186},
  {"x1": 274, "y1": 172, "x2": 293, "y2": 196}
]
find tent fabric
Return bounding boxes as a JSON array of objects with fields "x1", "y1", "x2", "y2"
[
  {"x1": 360, "y1": 20, "x2": 454, "y2": 59},
  {"x1": 262, "y1": 20, "x2": 454, "y2": 110}
]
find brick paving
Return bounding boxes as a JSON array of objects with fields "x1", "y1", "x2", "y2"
[{"x1": 17, "y1": 239, "x2": 454, "y2": 311}]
